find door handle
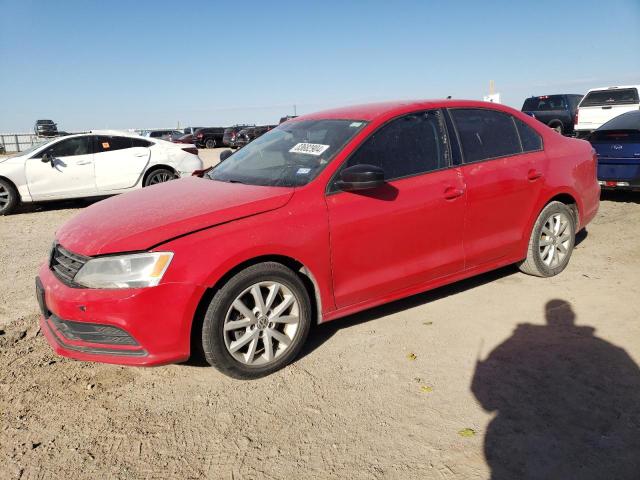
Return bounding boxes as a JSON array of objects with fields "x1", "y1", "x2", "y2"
[
  {"x1": 443, "y1": 186, "x2": 465, "y2": 200},
  {"x1": 527, "y1": 169, "x2": 543, "y2": 181},
  {"x1": 76, "y1": 160, "x2": 92, "y2": 165},
  {"x1": 134, "y1": 153, "x2": 147, "y2": 157}
]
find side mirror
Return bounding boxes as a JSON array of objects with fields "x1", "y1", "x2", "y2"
[
  {"x1": 336, "y1": 164, "x2": 385, "y2": 191},
  {"x1": 219, "y1": 149, "x2": 233, "y2": 162}
]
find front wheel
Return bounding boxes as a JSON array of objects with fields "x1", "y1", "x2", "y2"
[
  {"x1": 0, "y1": 179, "x2": 19, "y2": 215},
  {"x1": 205, "y1": 139, "x2": 216, "y2": 149},
  {"x1": 202, "y1": 262, "x2": 312, "y2": 379},
  {"x1": 519, "y1": 201, "x2": 576, "y2": 277},
  {"x1": 143, "y1": 168, "x2": 177, "y2": 186}
]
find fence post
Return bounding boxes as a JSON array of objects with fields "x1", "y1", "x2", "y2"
[{"x1": 15, "y1": 134, "x2": 20, "y2": 152}]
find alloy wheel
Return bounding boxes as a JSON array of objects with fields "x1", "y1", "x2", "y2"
[
  {"x1": 0, "y1": 184, "x2": 9, "y2": 210},
  {"x1": 223, "y1": 281, "x2": 300, "y2": 366},
  {"x1": 538, "y1": 212, "x2": 572, "y2": 268},
  {"x1": 147, "y1": 171, "x2": 175, "y2": 185}
]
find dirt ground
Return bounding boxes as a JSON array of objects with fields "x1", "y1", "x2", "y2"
[{"x1": 1, "y1": 151, "x2": 639, "y2": 479}]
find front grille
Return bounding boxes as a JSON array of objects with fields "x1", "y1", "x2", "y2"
[{"x1": 50, "y1": 244, "x2": 89, "y2": 287}]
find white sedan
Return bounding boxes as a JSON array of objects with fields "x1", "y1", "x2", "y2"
[{"x1": 0, "y1": 130, "x2": 203, "y2": 215}]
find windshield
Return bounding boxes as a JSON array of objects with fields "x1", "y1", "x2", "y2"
[
  {"x1": 208, "y1": 119, "x2": 367, "y2": 187},
  {"x1": 8, "y1": 139, "x2": 51, "y2": 158}
]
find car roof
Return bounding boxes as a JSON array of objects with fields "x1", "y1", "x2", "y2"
[
  {"x1": 585, "y1": 85, "x2": 640, "y2": 93},
  {"x1": 297, "y1": 99, "x2": 524, "y2": 122}
]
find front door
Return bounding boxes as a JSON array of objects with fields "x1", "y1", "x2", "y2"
[
  {"x1": 25, "y1": 136, "x2": 96, "y2": 200},
  {"x1": 326, "y1": 110, "x2": 466, "y2": 309}
]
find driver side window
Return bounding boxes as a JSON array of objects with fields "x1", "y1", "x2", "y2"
[
  {"x1": 42, "y1": 137, "x2": 92, "y2": 158},
  {"x1": 340, "y1": 109, "x2": 450, "y2": 182}
]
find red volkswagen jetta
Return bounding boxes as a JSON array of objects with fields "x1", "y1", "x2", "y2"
[{"x1": 37, "y1": 100, "x2": 600, "y2": 378}]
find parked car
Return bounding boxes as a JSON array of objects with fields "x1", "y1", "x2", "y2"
[
  {"x1": 144, "y1": 129, "x2": 184, "y2": 141},
  {"x1": 183, "y1": 127, "x2": 203, "y2": 136},
  {"x1": 34, "y1": 119, "x2": 58, "y2": 137},
  {"x1": 589, "y1": 110, "x2": 640, "y2": 191},
  {"x1": 194, "y1": 127, "x2": 225, "y2": 149},
  {"x1": 235, "y1": 125, "x2": 276, "y2": 148},
  {"x1": 223, "y1": 125, "x2": 253, "y2": 148},
  {"x1": 173, "y1": 133, "x2": 194, "y2": 144},
  {"x1": 0, "y1": 131, "x2": 202, "y2": 215},
  {"x1": 35, "y1": 100, "x2": 599, "y2": 378},
  {"x1": 521, "y1": 94, "x2": 583, "y2": 135},
  {"x1": 574, "y1": 85, "x2": 640, "y2": 138}
]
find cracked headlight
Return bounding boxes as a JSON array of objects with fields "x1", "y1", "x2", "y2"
[{"x1": 74, "y1": 252, "x2": 173, "y2": 289}]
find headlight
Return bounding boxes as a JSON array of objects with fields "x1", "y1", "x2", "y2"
[{"x1": 74, "y1": 252, "x2": 173, "y2": 289}]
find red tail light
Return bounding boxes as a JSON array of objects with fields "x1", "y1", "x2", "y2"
[
  {"x1": 182, "y1": 147, "x2": 198, "y2": 155},
  {"x1": 574, "y1": 111, "x2": 578, "y2": 126},
  {"x1": 196, "y1": 133, "x2": 203, "y2": 138}
]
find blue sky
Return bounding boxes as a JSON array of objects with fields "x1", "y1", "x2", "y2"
[{"x1": 1, "y1": 0, "x2": 639, "y2": 132}]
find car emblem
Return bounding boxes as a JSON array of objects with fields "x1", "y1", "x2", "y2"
[{"x1": 612, "y1": 144, "x2": 623, "y2": 150}]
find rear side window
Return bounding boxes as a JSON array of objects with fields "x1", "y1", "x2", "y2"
[
  {"x1": 580, "y1": 88, "x2": 639, "y2": 107},
  {"x1": 343, "y1": 109, "x2": 449, "y2": 181},
  {"x1": 45, "y1": 137, "x2": 92, "y2": 158},
  {"x1": 450, "y1": 109, "x2": 521, "y2": 163},
  {"x1": 132, "y1": 138, "x2": 153, "y2": 148},
  {"x1": 94, "y1": 136, "x2": 133, "y2": 153},
  {"x1": 515, "y1": 119, "x2": 543, "y2": 152}
]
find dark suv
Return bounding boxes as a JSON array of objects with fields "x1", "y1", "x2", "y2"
[
  {"x1": 194, "y1": 127, "x2": 225, "y2": 149},
  {"x1": 235, "y1": 125, "x2": 277, "y2": 149},
  {"x1": 223, "y1": 125, "x2": 253, "y2": 148},
  {"x1": 521, "y1": 94, "x2": 583, "y2": 135},
  {"x1": 34, "y1": 119, "x2": 58, "y2": 137}
]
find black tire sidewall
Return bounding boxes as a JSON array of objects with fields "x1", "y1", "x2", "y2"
[
  {"x1": 144, "y1": 169, "x2": 175, "y2": 187},
  {"x1": 530, "y1": 202, "x2": 576, "y2": 277},
  {"x1": 205, "y1": 139, "x2": 216, "y2": 149},
  {"x1": 202, "y1": 263, "x2": 312, "y2": 378},
  {"x1": 0, "y1": 179, "x2": 18, "y2": 215}
]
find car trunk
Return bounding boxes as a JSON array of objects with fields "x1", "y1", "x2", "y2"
[{"x1": 592, "y1": 130, "x2": 640, "y2": 181}]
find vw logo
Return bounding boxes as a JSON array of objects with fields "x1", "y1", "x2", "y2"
[{"x1": 612, "y1": 144, "x2": 623, "y2": 150}]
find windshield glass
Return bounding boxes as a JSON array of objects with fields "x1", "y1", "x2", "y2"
[
  {"x1": 208, "y1": 119, "x2": 367, "y2": 187},
  {"x1": 8, "y1": 139, "x2": 51, "y2": 158}
]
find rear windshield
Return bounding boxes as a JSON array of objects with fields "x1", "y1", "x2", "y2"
[
  {"x1": 522, "y1": 95, "x2": 568, "y2": 111},
  {"x1": 580, "y1": 88, "x2": 639, "y2": 107}
]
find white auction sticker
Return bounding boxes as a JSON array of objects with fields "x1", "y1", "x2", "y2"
[
  {"x1": 289, "y1": 143, "x2": 330, "y2": 156},
  {"x1": 296, "y1": 167, "x2": 311, "y2": 175}
]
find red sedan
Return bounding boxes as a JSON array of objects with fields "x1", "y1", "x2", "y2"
[{"x1": 37, "y1": 100, "x2": 600, "y2": 378}]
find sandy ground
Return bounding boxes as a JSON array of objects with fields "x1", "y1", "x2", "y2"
[{"x1": 1, "y1": 152, "x2": 639, "y2": 479}]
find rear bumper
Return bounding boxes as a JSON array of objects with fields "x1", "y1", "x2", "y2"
[{"x1": 36, "y1": 263, "x2": 205, "y2": 366}]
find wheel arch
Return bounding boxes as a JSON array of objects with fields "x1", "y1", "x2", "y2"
[{"x1": 189, "y1": 254, "x2": 324, "y2": 361}]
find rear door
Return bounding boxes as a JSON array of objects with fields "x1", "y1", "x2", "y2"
[
  {"x1": 326, "y1": 109, "x2": 466, "y2": 308},
  {"x1": 449, "y1": 108, "x2": 547, "y2": 268},
  {"x1": 578, "y1": 88, "x2": 640, "y2": 130},
  {"x1": 25, "y1": 136, "x2": 96, "y2": 200},
  {"x1": 93, "y1": 136, "x2": 151, "y2": 191}
]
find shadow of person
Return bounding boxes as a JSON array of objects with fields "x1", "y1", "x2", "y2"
[{"x1": 471, "y1": 299, "x2": 640, "y2": 480}]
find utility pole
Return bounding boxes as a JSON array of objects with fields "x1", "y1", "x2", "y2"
[{"x1": 293, "y1": 104, "x2": 297, "y2": 116}]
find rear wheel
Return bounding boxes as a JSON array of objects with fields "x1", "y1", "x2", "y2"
[
  {"x1": 549, "y1": 122, "x2": 563, "y2": 134},
  {"x1": 205, "y1": 139, "x2": 216, "y2": 149},
  {"x1": 143, "y1": 168, "x2": 176, "y2": 186},
  {"x1": 519, "y1": 201, "x2": 576, "y2": 277},
  {"x1": 202, "y1": 262, "x2": 311, "y2": 379},
  {"x1": 0, "y1": 179, "x2": 18, "y2": 215}
]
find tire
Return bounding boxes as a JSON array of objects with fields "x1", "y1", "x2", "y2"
[
  {"x1": 205, "y1": 139, "x2": 216, "y2": 149},
  {"x1": 519, "y1": 201, "x2": 576, "y2": 277},
  {"x1": 0, "y1": 178, "x2": 19, "y2": 215},
  {"x1": 143, "y1": 168, "x2": 177, "y2": 187},
  {"x1": 202, "y1": 262, "x2": 312, "y2": 379},
  {"x1": 549, "y1": 122, "x2": 563, "y2": 134}
]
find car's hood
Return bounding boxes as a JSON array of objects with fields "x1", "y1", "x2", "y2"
[{"x1": 56, "y1": 177, "x2": 294, "y2": 256}]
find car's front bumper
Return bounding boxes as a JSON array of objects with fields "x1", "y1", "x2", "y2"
[{"x1": 37, "y1": 262, "x2": 205, "y2": 366}]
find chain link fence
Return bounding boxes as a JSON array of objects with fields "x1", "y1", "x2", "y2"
[{"x1": 0, "y1": 133, "x2": 45, "y2": 153}]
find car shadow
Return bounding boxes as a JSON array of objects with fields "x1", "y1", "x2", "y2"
[
  {"x1": 601, "y1": 190, "x2": 640, "y2": 204},
  {"x1": 12, "y1": 196, "x2": 109, "y2": 214},
  {"x1": 298, "y1": 264, "x2": 519, "y2": 361},
  {"x1": 471, "y1": 299, "x2": 640, "y2": 479}
]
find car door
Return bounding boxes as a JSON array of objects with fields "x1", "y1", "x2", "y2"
[
  {"x1": 326, "y1": 110, "x2": 466, "y2": 309},
  {"x1": 93, "y1": 136, "x2": 151, "y2": 191},
  {"x1": 25, "y1": 136, "x2": 96, "y2": 200},
  {"x1": 449, "y1": 108, "x2": 547, "y2": 268}
]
